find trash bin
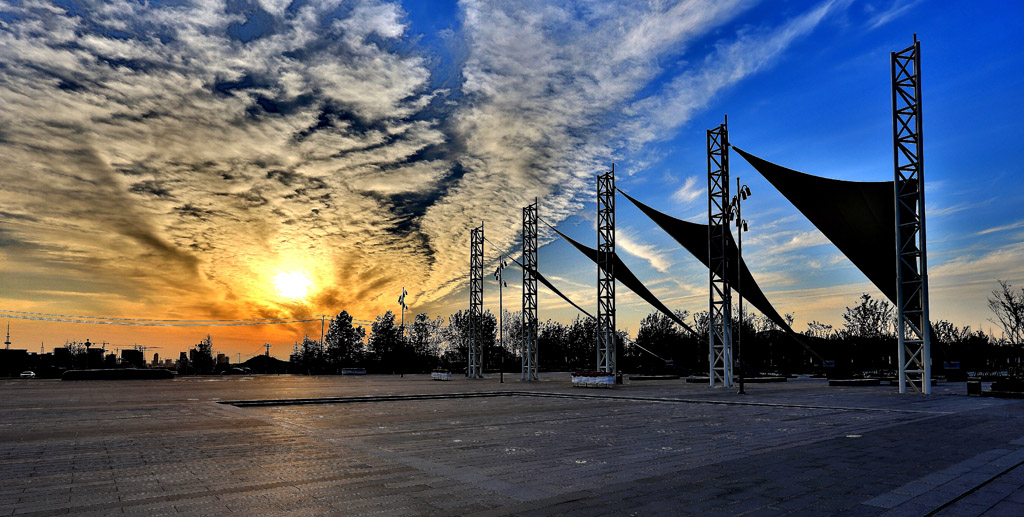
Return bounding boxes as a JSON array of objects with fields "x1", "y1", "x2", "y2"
[{"x1": 967, "y1": 380, "x2": 982, "y2": 396}]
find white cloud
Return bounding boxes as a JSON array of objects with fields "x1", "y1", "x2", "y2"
[
  {"x1": 865, "y1": 0, "x2": 923, "y2": 30},
  {"x1": 624, "y1": 0, "x2": 848, "y2": 146},
  {"x1": 771, "y1": 230, "x2": 832, "y2": 254},
  {"x1": 618, "y1": 232, "x2": 672, "y2": 273},
  {"x1": 976, "y1": 220, "x2": 1024, "y2": 236},
  {"x1": 671, "y1": 176, "x2": 705, "y2": 205}
]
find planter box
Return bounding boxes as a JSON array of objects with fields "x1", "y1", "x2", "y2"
[
  {"x1": 967, "y1": 380, "x2": 982, "y2": 396},
  {"x1": 828, "y1": 378, "x2": 880, "y2": 387},
  {"x1": 571, "y1": 373, "x2": 615, "y2": 388}
]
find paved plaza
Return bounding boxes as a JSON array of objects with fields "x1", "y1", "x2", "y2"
[{"x1": 2, "y1": 374, "x2": 1023, "y2": 516}]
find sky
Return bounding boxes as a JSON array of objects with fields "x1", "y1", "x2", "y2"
[{"x1": 1, "y1": 0, "x2": 1022, "y2": 361}]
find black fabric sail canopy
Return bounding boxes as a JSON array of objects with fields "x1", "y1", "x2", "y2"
[
  {"x1": 732, "y1": 147, "x2": 901, "y2": 306},
  {"x1": 616, "y1": 188, "x2": 794, "y2": 335},
  {"x1": 509, "y1": 257, "x2": 594, "y2": 320},
  {"x1": 616, "y1": 188, "x2": 824, "y2": 361},
  {"x1": 544, "y1": 223, "x2": 699, "y2": 339}
]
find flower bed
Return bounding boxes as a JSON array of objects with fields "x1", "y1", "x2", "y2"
[{"x1": 571, "y1": 371, "x2": 615, "y2": 388}]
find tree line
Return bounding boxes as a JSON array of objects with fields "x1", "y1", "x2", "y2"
[{"x1": 230, "y1": 280, "x2": 1024, "y2": 377}]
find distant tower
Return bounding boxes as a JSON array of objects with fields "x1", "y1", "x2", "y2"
[
  {"x1": 264, "y1": 343, "x2": 271, "y2": 357},
  {"x1": 4, "y1": 322, "x2": 10, "y2": 350}
]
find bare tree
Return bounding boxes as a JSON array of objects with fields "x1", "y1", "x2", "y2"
[
  {"x1": 988, "y1": 280, "x2": 1024, "y2": 345},
  {"x1": 841, "y1": 293, "x2": 894, "y2": 339},
  {"x1": 805, "y1": 321, "x2": 835, "y2": 340}
]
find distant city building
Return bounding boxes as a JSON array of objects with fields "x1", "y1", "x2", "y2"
[
  {"x1": 86, "y1": 347, "x2": 104, "y2": 369},
  {"x1": 121, "y1": 349, "x2": 144, "y2": 368},
  {"x1": 0, "y1": 348, "x2": 28, "y2": 377},
  {"x1": 53, "y1": 347, "x2": 72, "y2": 368}
]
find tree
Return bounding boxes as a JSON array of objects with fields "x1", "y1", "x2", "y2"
[
  {"x1": 368, "y1": 310, "x2": 404, "y2": 373},
  {"x1": 442, "y1": 309, "x2": 496, "y2": 372},
  {"x1": 841, "y1": 293, "x2": 894, "y2": 338},
  {"x1": 563, "y1": 316, "x2": 595, "y2": 370},
  {"x1": 409, "y1": 313, "x2": 441, "y2": 372},
  {"x1": 932, "y1": 320, "x2": 969, "y2": 346},
  {"x1": 428, "y1": 315, "x2": 447, "y2": 359},
  {"x1": 409, "y1": 313, "x2": 431, "y2": 357},
  {"x1": 323, "y1": 311, "x2": 366, "y2": 370},
  {"x1": 805, "y1": 321, "x2": 835, "y2": 340},
  {"x1": 192, "y1": 334, "x2": 214, "y2": 373},
  {"x1": 443, "y1": 310, "x2": 472, "y2": 369},
  {"x1": 691, "y1": 311, "x2": 710, "y2": 337},
  {"x1": 297, "y1": 336, "x2": 322, "y2": 373},
  {"x1": 988, "y1": 280, "x2": 1024, "y2": 345},
  {"x1": 500, "y1": 309, "x2": 523, "y2": 364},
  {"x1": 634, "y1": 311, "x2": 686, "y2": 373},
  {"x1": 477, "y1": 310, "x2": 498, "y2": 371}
]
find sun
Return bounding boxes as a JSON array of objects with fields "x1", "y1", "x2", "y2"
[{"x1": 273, "y1": 271, "x2": 314, "y2": 301}]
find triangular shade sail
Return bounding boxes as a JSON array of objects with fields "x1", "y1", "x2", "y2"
[
  {"x1": 733, "y1": 147, "x2": 900, "y2": 306},
  {"x1": 510, "y1": 257, "x2": 594, "y2": 320},
  {"x1": 546, "y1": 226, "x2": 699, "y2": 338},
  {"x1": 617, "y1": 188, "x2": 793, "y2": 335}
]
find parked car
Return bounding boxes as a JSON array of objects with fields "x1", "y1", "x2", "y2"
[{"x1": 19, "y1": 371, "x2": 36, "y2": 379}]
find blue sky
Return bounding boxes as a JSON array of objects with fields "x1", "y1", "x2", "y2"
[{"x1": 0, "y1": 0, "x2": 1022, "y2": 356}]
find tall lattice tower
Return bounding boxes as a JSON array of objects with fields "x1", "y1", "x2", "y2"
[
  {"x1": 469, "y1": 223, "x2": 484, "y2": 378},
  {"x1": 892, "y1": 36, "x2": 931, "y2": 394},
  {"x1": 707, "y1": 117, "x2": 733, "y2": 387},
  {"x1": 596, "y1": 167, "x2": 616, "y2": 374},
  {"x1": 522, "y1": 199, "x2": 539, "y2": 381}
]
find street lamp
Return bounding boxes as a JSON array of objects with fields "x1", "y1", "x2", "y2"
[
  {"x1": 493, "y1": 257, "x2": 508, "y2": 383},
  {"x1": 729, "y1": 177, "x2": 751, "y2": 395}
]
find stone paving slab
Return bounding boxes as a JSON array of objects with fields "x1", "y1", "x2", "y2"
[{"x1": 2, "y1": 374, "x2": 1023, "y2": 515}]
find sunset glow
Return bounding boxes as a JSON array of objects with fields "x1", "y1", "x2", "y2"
[
  {"x1": 0, "y1": 1, "x2": 1020, "y2": 362},
  {"x1": 273, "y1": 271, "x2": 314, "y2": 301}
]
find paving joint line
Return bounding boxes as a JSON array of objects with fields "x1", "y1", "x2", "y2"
[
  {"x1": 923, "y1": 458, "x2": 1024, "y2": 516},
  {"x1": 219, "y1": 390, "x2": 950, "y2": 414}
]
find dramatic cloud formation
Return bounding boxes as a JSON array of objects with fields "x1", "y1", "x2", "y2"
[{"x1": 0, "y1": 0, "x2": 853, "y2": 350}]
